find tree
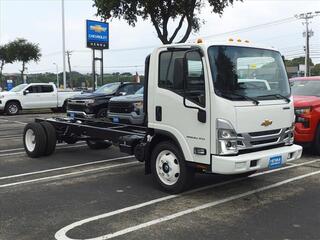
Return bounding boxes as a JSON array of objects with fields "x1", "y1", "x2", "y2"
[
  {"x1": 10, "y1": 38, "x2": 41, "y2": 83},
  {"x1": 285, "y1": 57, "x2": 314, "y2": 68},
  {"x1": 0, "y1": 43, "x2": 16, "y2": 87},
  {"x1": 93, "y1": 0, "x2": 241, "y2": 44},
  {"x1": 311, "y1": 64, "x2": 320, "y2": 76}
]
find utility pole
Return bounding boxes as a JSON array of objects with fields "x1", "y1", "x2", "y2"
[
  {"x1": 53, "y1": 63, "x2": 59, "y2": 88},
  {"x1": 66, "y1": 51, "x2": 72, "y2": 88},
  {"x1": 61, "y1": 0, "x2": 67, "y2": 89},
  {"x1": 295, "y1": 12, "x2": 320, "y2": 76}
]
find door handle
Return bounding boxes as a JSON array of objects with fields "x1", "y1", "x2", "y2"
[{"x1": 156, "y1": 106, "x2": 162, "y2": 121}]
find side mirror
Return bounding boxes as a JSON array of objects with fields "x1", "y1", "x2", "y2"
[{"x1": 23, "y1": 90, "x2": 29, "y2": 95}]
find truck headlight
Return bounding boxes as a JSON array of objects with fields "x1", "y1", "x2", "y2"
[
  {"x1": 85, "y1": 99, "x2": 95, "y2": 105},
  {"x1": 217, "y1": 119, "x2": 238, "y2": 155},
  {"x1": 133, "y1": 101, "x2": 143, "y2": 115},
  {"x1": 284, "y1": 123, "x2": 295, "y2": 146},
  {"x1": 295, "y1": 107, "x2": 311, "y2": 115}
]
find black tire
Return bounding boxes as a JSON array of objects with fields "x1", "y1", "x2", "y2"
[
  {"x1": 86, "y1": 140, "x2": 112, "y2": 150},
  {"x1": 40, "y1": 122, "x2": 57, "y2": 156},
  {"x1": 151, "y1": 141, "x2": 194, "y2": 194},
  {"x1": 5, "y1": 101, "x2": 20, "y2": 115},
  {"x1": 23, "y1": 123, "x2": 47, "y2": 158},
  {"x1": 313, "y1": 124, "x2": 320, "y2": 155},
  {"x1": 96, "y1": 108, "x2": 108, "y2": 118}
]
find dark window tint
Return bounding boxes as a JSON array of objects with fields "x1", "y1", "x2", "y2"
[
  {"x1": 119, "y1": 84, "x2": 136, "y2": 95},
  {"x1": 26, "y1": 86, "x2": 39, "y2": 93},
  {"x1": 159, "y1": 51, "x2": 186, "y2": 91},
  {"x1": 159, "y1": 50, "x2": 205, "y2": 107},
  {"x1": 40, "y1": 85, "x2": 54, "y2": 93}
]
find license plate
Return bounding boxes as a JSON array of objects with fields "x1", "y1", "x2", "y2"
[
  {"x1": 112, "y1": 117, "x2": 120, "y2": 123},
  {"x1": 269, "y1": 155, "x2": 282, "y2": 169}
]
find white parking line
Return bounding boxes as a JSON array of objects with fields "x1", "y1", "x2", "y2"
[
  {"x1": 0, "y1": 142, "x2": 85, "y2": 153},
  {"x1": 0, "y1": 155, "x2": 134, "y2": 180},
  {"x1": 0, "y1": 161, "x2": 139, "y2": 189},
  {"x1": 0, "y1": 144, "x2": 88, "y2": 157},
  {"x1": 95, "y1": 170, "x2": 320, "y2": 240},
  {"x1": 54, "y1": 159, "x2": 320, "y2": 240},
  {"x1": 0, "y1": 119, "x2": 27, "y2": 125}
]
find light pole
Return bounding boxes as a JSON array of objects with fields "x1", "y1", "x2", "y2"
[
  {"x1": 295, "y1": 11, "x2": 320, "y2": 76},
  {"x1": 53, "y1": 63, "x2": 59, "y2": 88},
  {"x1": 61, "y1": 0, "x2": 67, "y2": 89}
]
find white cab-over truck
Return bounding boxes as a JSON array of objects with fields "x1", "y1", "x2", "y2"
[
  {"x1": 23, "y1": 41, "x2": 302, "y2": 193},
  {"x1": 0, "y1": 83, "x2": 80, "y2": 115}
]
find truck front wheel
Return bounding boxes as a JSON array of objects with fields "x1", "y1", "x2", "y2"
[
  {"x1": 5, "y1": 102, "x2": 20, "y2": 115},
  {"x1": 151, "y1": 141, "x2": 194, "y2": 193}
]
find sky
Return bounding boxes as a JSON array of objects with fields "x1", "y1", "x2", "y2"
[{"x1": 0, "y1": 0, "x2": 320, "y2": 75}]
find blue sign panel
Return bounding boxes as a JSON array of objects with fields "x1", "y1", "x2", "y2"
[
  {"x1": 86, "y1": 20, "x2": 109, "y2": 49},
  {"x1": 6, "y1": 80, "x2": 14, "y2": 91}
]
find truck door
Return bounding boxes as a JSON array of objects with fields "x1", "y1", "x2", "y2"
[
  {"x1": 38, "y1": 85, "x2": 56, "y2": 108},
  {"x1": 22, "y1": 85, "x2": 41, "y2": 109},
  {"x1": 151, "y1": 49, "x2": 211, "y2": 165}
]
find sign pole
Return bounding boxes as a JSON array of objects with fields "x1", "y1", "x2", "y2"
[
  {"x1": 92, "y1": 49, "x2": 96, "y2": 91},
  {"x1": 101, "y1": 50, "x2": 104, "y2": 86}
]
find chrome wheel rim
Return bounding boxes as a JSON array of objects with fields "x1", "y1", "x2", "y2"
[
  {"x1": 9, "y1": 104, "x2": 18, "y2": 114},
  {"x1": 156, "y1": 150, "x2": 180, "y2": 186},
  {"x1": 25, "y1": 129, "x2": 36, "y2": 152}
]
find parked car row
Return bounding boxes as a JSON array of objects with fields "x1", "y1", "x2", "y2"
[{"x1": 0, "y1": 83, "x2": 81, "y2": 115}]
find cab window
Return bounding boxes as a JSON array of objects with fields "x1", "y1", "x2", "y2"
[{"x1": 159, "y1": 50, "x2": 205, "y2": 107}]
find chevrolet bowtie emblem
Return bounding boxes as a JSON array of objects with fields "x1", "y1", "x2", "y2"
[
  {"x1": 90, "y1": 25, "x2": 107, "y2": 33},
  {"x1": 261, "y1": 119, "x2": 273, "y2": 127}
]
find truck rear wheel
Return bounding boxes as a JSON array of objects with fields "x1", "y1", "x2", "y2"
[
  {"x1": 86, "y1": 140, "x2": 112, "y2": 150},
  {"x1": 23, "y1": 123, "x2": 47, "y2": 158},
  {"x1": 40, "y1": 122, "x2": 57, "y2": 156},
  {"x1": 151, "y1": 141, "x2": 194, "y2": 193}
]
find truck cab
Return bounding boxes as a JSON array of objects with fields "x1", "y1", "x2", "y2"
[{"x1": 138, "y1": 41, "x2": 302, "y2": 191}]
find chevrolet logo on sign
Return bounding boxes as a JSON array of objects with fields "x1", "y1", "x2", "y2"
[
  {"x1": 90, "y1": 25, "x2": 107, "y2": 33},
  {"x1": 261, "y1": 119, "x2": 273, "y2": 127}
]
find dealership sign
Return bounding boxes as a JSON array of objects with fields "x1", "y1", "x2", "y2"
[{"x1": 86, "y1": 20, "x2": 109, "y2": 49}]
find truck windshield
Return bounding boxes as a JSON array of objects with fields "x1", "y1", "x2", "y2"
[
  {"x1": 208, "y1": 46, "x2": 290, "y2": 101},
  {"x1": 9, "y1": 84, "x2": 28, "y2": 92},
  {"x1": 291, "y1": 80, "x2": 320, "y2": 97},
  {"x1": 94, "y1": 82, "x2": 120, "y2": 94}
]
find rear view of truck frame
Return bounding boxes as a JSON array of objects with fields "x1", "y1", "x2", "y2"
[{"x1": 23, "y1": 40, "x2": 303, "y2": 193}]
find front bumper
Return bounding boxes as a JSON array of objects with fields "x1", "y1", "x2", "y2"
[
  {"x1": 0, "y1": 100, "x2": 5, "y2": 110},
  {"x1": 294, "y1": 122, "x2": 314, "y2": 143},
  {"x1": 108, "y1": 112, "x2": 144, "y2": 125},
  {"x1": 211, "y1": 144, "x2": 303, "y2": 174},
  {"x1": 67, "y1": 111, "x2": 95, "y2": 118}
]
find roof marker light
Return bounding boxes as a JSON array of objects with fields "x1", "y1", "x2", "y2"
[
  {"x1": 196, "y1": 38, "x2": 204, "y2": 44},
  {"x1": 228, "y1": 38, "x2": 234, "y2": 42}
]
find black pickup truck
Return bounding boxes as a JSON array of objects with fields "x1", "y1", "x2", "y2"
[{"x1": 67, "y1": 82, "x2": 142, "y2": 118}]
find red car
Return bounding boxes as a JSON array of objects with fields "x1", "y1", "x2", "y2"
[{"x1": 291, "y1": 76, "x2": 320, "y2": 154}]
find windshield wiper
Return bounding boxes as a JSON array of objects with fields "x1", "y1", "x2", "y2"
[
  {"x1": 219, "y1": 92, "x2": 260, "y2": 105},
  {"x1": 258, "y1": 94, "x2": 291, "y2": 103}
]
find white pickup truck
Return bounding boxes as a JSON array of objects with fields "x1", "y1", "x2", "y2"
[{"x1": 0, "y1": 83, "x2": 80, "y2": 115}]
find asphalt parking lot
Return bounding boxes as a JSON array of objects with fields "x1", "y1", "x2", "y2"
[{"x1": 0, "y1": 112, "x2": 319, "y2": 240}]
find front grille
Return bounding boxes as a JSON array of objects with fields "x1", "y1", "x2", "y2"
[
  {"x1": 249, "y1": 129, "x2": 281, "y2": 137},
  {"x1": 109, "y1": 102, "x2": 134, "y2": 114},
  {"x1": 237, "y1": 128, "x2": 289, "y2": 150},
  {"x1": 250, "y1": 138, "x2": 279, "y2": 146},
  {"x1": 67, "y1": 104, "x2": 86, "y2": 112}
]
